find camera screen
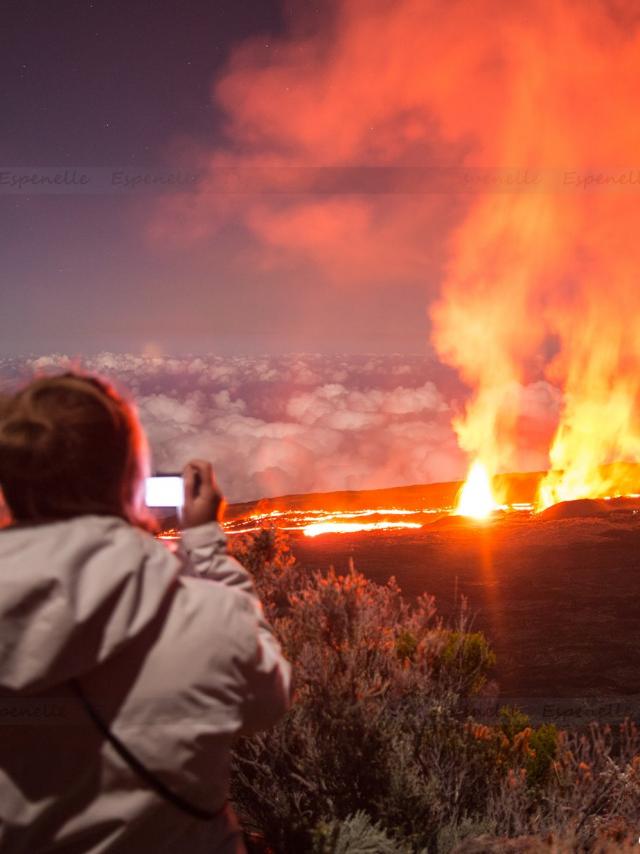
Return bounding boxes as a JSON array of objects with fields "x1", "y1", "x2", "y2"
[{"x1": 144, "y1": 476, "x2": 184, "y2": 508}]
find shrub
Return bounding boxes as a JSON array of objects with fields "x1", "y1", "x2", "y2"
[
  {"x1": 310, "y1": 811, "x2": 413, "y2": 854},
  {"x1": 230, "y1": 528, "x2": 498, "y2": 851},
  {"x1": 229, "y1": 527, "x2": 640, "y2": 853}
]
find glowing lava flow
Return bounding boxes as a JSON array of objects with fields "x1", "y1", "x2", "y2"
[
  {"x1": 303, "y1": 520, "x2": 422, "y2": 538},
  {"x1": 157, "y1": 481, "x2": 537, "y2": 542},
  {"x1": 455, "y1": 462, "x2": 500, "y2": 520}
]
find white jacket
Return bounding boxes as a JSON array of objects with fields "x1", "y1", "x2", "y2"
[{"x1": 0, "y1": 516, "x2": 291, "y2": 853}]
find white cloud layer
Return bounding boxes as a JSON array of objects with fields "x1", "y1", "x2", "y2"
[{"x1": 0, "y1": 354, "x2": 559, "y2": 501}]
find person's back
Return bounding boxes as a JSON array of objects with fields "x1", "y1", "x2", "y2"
[{"x1": 0, "y1": 373, "x2": 291, "y2": 853}]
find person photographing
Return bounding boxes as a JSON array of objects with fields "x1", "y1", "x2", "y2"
[{"x1": 0, "y1": 372, "x2": 291, "y2": 853}]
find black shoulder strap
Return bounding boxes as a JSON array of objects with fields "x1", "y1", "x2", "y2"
[{"x1": 69, "y1": 678, "x2": 225, "y2": 822}]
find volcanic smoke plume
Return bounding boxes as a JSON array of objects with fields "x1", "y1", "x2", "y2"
[
  {"x1": 154, "y1": 0, "x2": 640, "y2": 507},
  {"x1": 429, "y1": 0, "x2": 640, "y2": 507}
]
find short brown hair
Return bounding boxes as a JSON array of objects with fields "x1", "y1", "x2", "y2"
[{"x1": 0, "y1": 372, "x2": 152, "y2": 527}]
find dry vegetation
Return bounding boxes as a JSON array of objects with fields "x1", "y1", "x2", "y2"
[{"x1": 229, "y1": 528, "x2": 640, "y2": 853}]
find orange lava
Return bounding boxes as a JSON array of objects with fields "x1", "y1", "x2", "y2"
[
  {"x1": 455, "y1": 462, "x2": 502, "y2": 520},
  {"x1": 303, "y1": 520, "x2": 422, "y2": 538}
]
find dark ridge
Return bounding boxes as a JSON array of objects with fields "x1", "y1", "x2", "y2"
[{"x1": 538, "y1": 498, "x2": 610, "y2": 520}]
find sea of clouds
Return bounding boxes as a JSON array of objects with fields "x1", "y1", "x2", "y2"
[{"x1": 0, "y1": 354, "x2": 560, "y2": 502}]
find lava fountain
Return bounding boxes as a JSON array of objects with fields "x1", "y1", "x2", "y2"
[
  {"x1": 429, "y1": 2, "x2": 640, "y2": 509},
  {"x1": 455, "y1": 461, "x2": 500, "y2": 519}
]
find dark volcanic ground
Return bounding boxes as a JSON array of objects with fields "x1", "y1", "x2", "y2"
[{"x1": 288, "y1": 513, "x2": 640, "y2": 721}]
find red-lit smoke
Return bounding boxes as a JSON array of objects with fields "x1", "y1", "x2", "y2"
[{"x1": 153, "y1": 0, "x2": 640, "y2": 504}]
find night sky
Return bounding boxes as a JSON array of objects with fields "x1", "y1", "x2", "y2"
[{"x1": 1, "y1": 0, "x2": 436, "y2": 357}]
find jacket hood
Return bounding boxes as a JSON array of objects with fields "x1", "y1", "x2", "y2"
[{"x1": 0, "y1": 515, "x2": 179, "y2": 693}]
